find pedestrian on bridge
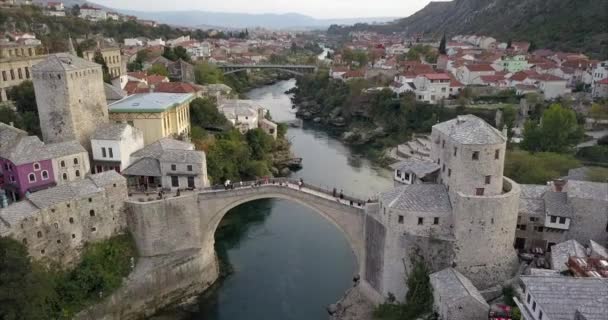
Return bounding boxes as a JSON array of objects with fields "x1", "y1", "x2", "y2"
[
  {"x1": 339, "y1": 190, "x2": 344, "y2": 200},
  {"x1": 333, "y1": 188, "x2": 337, "y2": 197}
]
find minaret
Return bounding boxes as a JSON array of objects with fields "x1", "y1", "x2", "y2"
[{"x1": 68, "y1": 35, "x2": 76, "y2": 56}]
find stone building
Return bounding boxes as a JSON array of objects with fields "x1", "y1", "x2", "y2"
[
  {"x1": 123, "y1": 138, "x2": 209, "y2": 191},
  {"x1": 91, "y1": 123, "x2": 144, "y2": 173},
  {"x1": 430, "y1": 268, "x2": 490, "y2": 320},
  {"x1": 32, "y1": 53, "x2": 109, "y2": 150},
  {"x1": 83, "y1": 47, "x2": 124, "y2": 78},
  {"x1": 218, "y1": 99, "x2": 278, "y2": 139},
  {"x1": 0, "y1": 40, "x2": 44, "y2": 102},
  {"x1": 45, "y1": 140, "x2": 90, "y2": 185},
  {"x1": 108, "y1": 93, "x2": 193, "y2": 145},
  {"x1": 367, "y1": 115, "x2": 520, "y2": 298},
  {"x1": 515, "y1": 180, "x2": 608, "y2": 252},
  {"x1": 0, "y1": 171, "x2": 128, "y2": 265}
]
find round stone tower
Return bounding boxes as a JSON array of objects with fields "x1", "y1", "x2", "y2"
[{"x1": 431, "y1": 115, "x2": 520, "y2": 288}]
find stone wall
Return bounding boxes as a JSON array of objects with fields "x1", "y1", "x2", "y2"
[{"x1": 451, "y1": 178, "x2": 520, "y2": 289}]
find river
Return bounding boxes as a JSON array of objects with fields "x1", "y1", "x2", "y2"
[{"x1": 153, "y1": 79, "x2": 392, "y2": 320}]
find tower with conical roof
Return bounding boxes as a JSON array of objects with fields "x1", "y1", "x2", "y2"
[{"x1": 32, "y1": 53, "x2": 109, "y2": 150}]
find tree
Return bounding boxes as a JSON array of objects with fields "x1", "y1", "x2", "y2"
[
  {"x1": 173, "y1": 46, "x2": 190, "y2": 62},
  {"x1": 246, "y1": 128, "x2": 274, "y2": 161},
  {"x1": 589, "y1": 103, "x2": 608, "y2": 121},
  {"x1": 507, "y1": 39, "x2": 513, "y2": 49},
  {"x1": 8, "y1": 81, "x2": 37, "y2": 113},
  {"x1": 438, "y1": 33, "x2": 447, "y2": 55},
  {"x1": 189, "y1": 97, "x2": 228, "y2": 128},
  {"x1": 147, "y1": 64, "x2": 169, "y2": 77},
  {"x1": 162, "y1": 46, "x2": 177, "y2": 61},
  {"x1": 521, "y1": 104, "x2": 583, "y2": 153},
  {"x1": 0, "y1": 237, "x2": 58, "y2": 320},
  {"x1": 93, "y1": 50, "x2": 111, "y2": 83},
  {"x1": 505, "y1": 150, "x2": 580, "y2": 184},
  {"x1": 194, "y1": 62, "x2": 224, "y2": 85}
]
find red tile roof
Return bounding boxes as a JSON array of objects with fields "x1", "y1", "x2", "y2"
[
  {"x1": 153, "y1": 82, "x2": 201, "y2": 94},
  {"x1": 147, "y1": 75, "x2": 168, "y2": 86},
  {"x1": 598, "y1": 78, "x2": 608, "y2": 85},
  {"x1": 480, "y1": 75, "x2": 505, "y2": 83},
  {"x1": 465, "y1": 64, "x2": 495, "y2": 72},
  {"x1": 532, "y1": 74, "x2": 565, "y2": 82},
  {"x1": 124, "y1": 81, "x2": 149, "y2": 94},
  {"x1": 423, "y1": 73, "x2": 450, "y2": 81},
  {"x1": 127, "y1": 71, "x2": 147, "y2": 80},
  {"x1": 509, "y1": 70, "x2": 539, "y2": 82}
]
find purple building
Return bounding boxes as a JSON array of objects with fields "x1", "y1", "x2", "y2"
[{"x1": 0, "y1": 124, "x2": 56, "y2": 202}]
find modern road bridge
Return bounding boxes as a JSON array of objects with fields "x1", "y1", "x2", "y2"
[{"x1": 219, "y1": 64, "x2": 317, "y2": 76}]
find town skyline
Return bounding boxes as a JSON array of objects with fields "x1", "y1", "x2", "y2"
[{"x1": 91, "y1": 0, "x2": 451, "y2": 19}]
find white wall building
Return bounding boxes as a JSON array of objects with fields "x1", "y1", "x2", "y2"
[
  {"x1": 79, "y1": 5, "x2": 107, "y2": 21},
  {"x1": 413, "y1": 73, "x2": 451, "y2": 104},
  {"x1": 90, "y1": 124, "x2": 144, "y2": 173},
  {"x1": 124, "y1": 38, "x2": 144, "y2": 47},
  {"x1": 218, "y1": 100, "x2": 277, "y2": 138},
  {"x1": 147, "y1": 38, "x2": 165, "y2": 47}
]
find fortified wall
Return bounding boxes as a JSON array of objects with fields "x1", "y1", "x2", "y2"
[{"x1": 0, "y1": 171, "x2": 128, "y2": 265}]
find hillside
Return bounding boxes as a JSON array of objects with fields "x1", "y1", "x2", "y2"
[{"x1": 332, "y1": 0, "x2": 608, "y2": 58}]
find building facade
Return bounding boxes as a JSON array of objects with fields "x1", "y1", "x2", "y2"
[
  {"x1": 83, "y1": 47, "x2": 123, "y2": 78},
  {"x1": 0, "y1": 41, "x2": 44, "y2": 102},
  {"x1": 91, "y1": 123, "x2": 145, "y2": 173},
  {"x1": 108, "y1": 93, "x2": 193, "y2": 145},
  {"x1": 32, "y1": 53, "x2": 109, "y2": 150}
]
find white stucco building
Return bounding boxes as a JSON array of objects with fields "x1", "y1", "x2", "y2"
[
  {"x1": 90, "y1": 123, "x2": 145, "y2": 174},
  {"x1": 218, "y1": 100, "x2": 278, "y2": 139},
  {"x1": 413, "y1": 73, "x2": 451, "y2": 103}
]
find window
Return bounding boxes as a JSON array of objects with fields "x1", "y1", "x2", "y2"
[
  {"x1": 41, "y1": 170, "x2": 49, "y2": 180},
  {"x1": 22, "y1": 238, "x2": 27, "y2": 245},
  {"x1": 418, "y1": 217, "x2": 424, "y2": 225},
  {"x1": 27, "y1": 173, "x2": 37, "y2": 183},
  {"x1": 485, "y1": 175, "x2": 491, "y2": 184},
  {"x1": 442, "y1": 140, "x2": 445, "y2": 148},
  {"x1": 433, "y1": 217, "x2": 439, "y2": 225},
  {"x1": 539, "y1": 310, "x2": 543, "y2": 320},
  {"x1": 537, "y1": 226, "x2": 544, "y2": 232},
  {"x1": 88, "y1": 198, "x2": 92, "y2": 202},
  {"x1": 62, "y1": 173, "x2": 68, "y2": 180},
  {"x1": 187, "y1": 165, "x2": 193, "y2": 171},
  {"x1": 101, "y1": 147, "x2": 107, "y2": 158},
  {"x1": 33, "y1": 162, "x2": 40, "y2": 170},
  {"x1": 37, "y1": 231, "x2": 42, "y2": 238},
  {"x1": 396, "y1": 170, "x2": 401, "y2": 178},
  {"x1": 448, "y1": 169, "x2": 452, "y2": 177},
  {"x1": 75, "y1": 170, "x2": 80, "y2": 177},
  {"x1": 72, "y1": 234, "x2": 76, "y2": 239},
  {"x1": 551, "y1": 216, "x2": 557, "y2": 223},
  {"x1": 91, "y1": 227, "x2": 97, "y2": 232},
  {"x1": 73, "y1": 158, "x2": 78, "y2": 164},
  {"x1": 472, "y1": 151, "x2": 480, "y2": 160},
  {"x1": 495, "y1": 149, "x2": 500, "y2": 160},
  {"x1": 57, "y1": 239, "x2": 61, "y2": 244},
  {"x1": 1, "y1": 71, "x2": 6, "y2": 81},
  {"x1": 69, "y1": 217, "x2": 74, "y2": 223},
  {"x1": 10, "y1": 69, "x2": 15, "y2": 80},
  {"x1": 453, "y1": 147, "x2": 457, "y2": 156},
  {"x1": 89, "y1": 210, "x2": 95, "y2": 217},
  {"x1": 532, "y1": 302, "x2": 536, "y2": 311},
  {"x1": 398, "y1": 215, "x2": 404, "y2": 224},
  {"x1": 60, "y1": 160, "x2": 66, "y2": 168},
  {"x1": 476, "y1": 188, "x2": 484, "y2": 196},
  {"x1": 171, "y1": 176, "x2": 179, "y2": 187},
  {"x1": 442, "y1": 164, "x2": 446, "y2": 172},
  {"x1": 17, "y1": 68, "x2": 22, "y2": 79},
  {"x1": 108, "y1": 148, "x2": 113, "y2": 158},
  {"x1": 171, "y1": 164, "x2": 176, "y2": 171}
]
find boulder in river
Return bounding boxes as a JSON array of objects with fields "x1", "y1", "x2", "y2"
[
  {"x1": 313, "y1": 117, "x2": 321, "y2": 123},
  {"x1": 280, "y1": 168, "x2": 291, "y2": 176}
]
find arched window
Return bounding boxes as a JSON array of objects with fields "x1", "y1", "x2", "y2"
[
  {"x1": 36, "y1": 231, "x2": 42, "y2": 238},
  {"x1": 75, "y1": 170, "x2": 80, "y2": 177},
  {"x1": 28, "y1": 173, "x2": 36, "y2": 183},
  {"x1": 22, "y1": 238, "x2": 27, "y2": 245},
  {"x1": 62, "y1": 173, "x2": 68, "y2": 180},
  {"x1": 73, "y1": 158, "x2": 79, "y2": 165},
  {"x1": 69, "y1": 217, "x2": 74, "y2": 224},
  {"x1": 41, "y1": 170, "x2": 49, "y2": 180},
  {"x1": 60, "y1": 160, "x2": 66, "y2": 168},
  {"x1": 89, "y1": 210, "x2": 95, "y2": 217},
  {"x1": 33, "y1": 162, "x2": 40, "y2": 170}
]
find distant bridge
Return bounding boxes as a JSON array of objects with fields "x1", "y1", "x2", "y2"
[{"x1": 219, "y1": 64, "x2": 317, "y2": 76}]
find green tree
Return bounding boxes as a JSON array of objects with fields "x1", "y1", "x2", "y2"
[
  {"x1": 521, "y1": 104, "x2": 583, "y2": 153},
  {"x1": 438, "y1": 33, "x2": 447, "y2": 55},
  {"x1": 246, "y1": 128, "x2": 274, "y2": 161},
  {"x1": 93, "y1": 50, "x2": 111, "y2": 83},
  {"x1": 162, "y1": 46, "x2": 177, "y2": 61},
  {"x1": 173, "y1": 46, "x2": 190, "y2": 62},
  {"x1": 194, "y1": 62, "x2": 224, "y2": 85},
  {"x1": 505, "y1": 150, "x2": 580, "y2": 184},
  {"x1": 0, "y1": 237, "x2": 58, "y2": 320},
  {"x1": 8, "y1": 81, "x2": 37, "y2": 113},
  {"x1": 147, "y1": 63, "x2": 169, "y2": 77},
  {"x1": 507, "y1": 39, "x2": 513, "y2": 49},
  {"x1": 189, "y1": 97, "x2": 228, "y2": 128}
]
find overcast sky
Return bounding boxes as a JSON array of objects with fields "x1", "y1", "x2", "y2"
[{"x1": 93, "y1": 0, "x2": 450, "y2": 19}]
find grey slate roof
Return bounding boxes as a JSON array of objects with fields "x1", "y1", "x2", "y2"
[
  {"x1": 565, "y1": 180, "x2": 608, "y2": 201},
  {"x1": 433, "y1": 114, "x2": 506, "y2": 145},
  {"x1": 32, "y1": 53, "x2": 100, "y2": 72},
  {"x1": 44, "y1": 140, "x2": 87, "y2": 158},
  {"x1": 104, "y1": 83, "x2": 127, "y2": 101},
  {"x1": 131, "y1": 138, "x2": 193, "y2": 158},
  {"x1": 88, "y1": 170, "x2": 125, "y2": 187},
  {"x1": 27, "y1": 179, "x2": 102, "y2": 208},
  {"x1": 0, "y1": 200, "x2": 39, "y2": 228},
  {"x1": 0, "y1": 122, "x2": 27, "y2": 154},
  {"x1": 543, "y1": 192, "x2": 574, "y2": 218},
  {"x1": 589, "y1": 240, "x2": 608, "y2": 260},
  {"x1": 3, "y1": 136, "x2": 52, "y2": 165},
  {"x1": 122, "y1": 157, "x2": 161, "y2": 177},
  {"x1": 390, "y1": 159, "x2": 440, "y2": 178},
  {"x1": 430, "y1": 268, "x2": 488, "y2": 309},
  {"x1": 520, "y1": 276, "x2": 608, "y2": 320},
  {"x1": 92, "y1": 123, "x2": 133, "y2": 140},
  {"x1": 550, "y1": 239, "x2": 587, "y2": 272},
  {"x1": 380, "y1": 184, "x2": 451, "y2": 213},
  {"x1": 158, "y1": 149, "x2": 204, "y2": 164}
]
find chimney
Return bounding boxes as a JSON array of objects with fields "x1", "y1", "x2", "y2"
[{"x1": 553, "y1": 179, "x2": 566, "y2": 192}]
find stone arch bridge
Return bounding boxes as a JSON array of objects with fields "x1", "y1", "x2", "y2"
[
  {"x1": 219, "y1": 64, "x2": 317, "y2": 76},
  {"x1": 126, "y1": 180, "x2": 369, "y2": 278}
]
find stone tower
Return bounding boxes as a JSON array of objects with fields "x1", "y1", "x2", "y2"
[
  {"x1": 32, "y1": 53, "x2": 108, "y2": 150},
  {"x1": 430, "y1": 115, "x2": 520, "y2": 288}
]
